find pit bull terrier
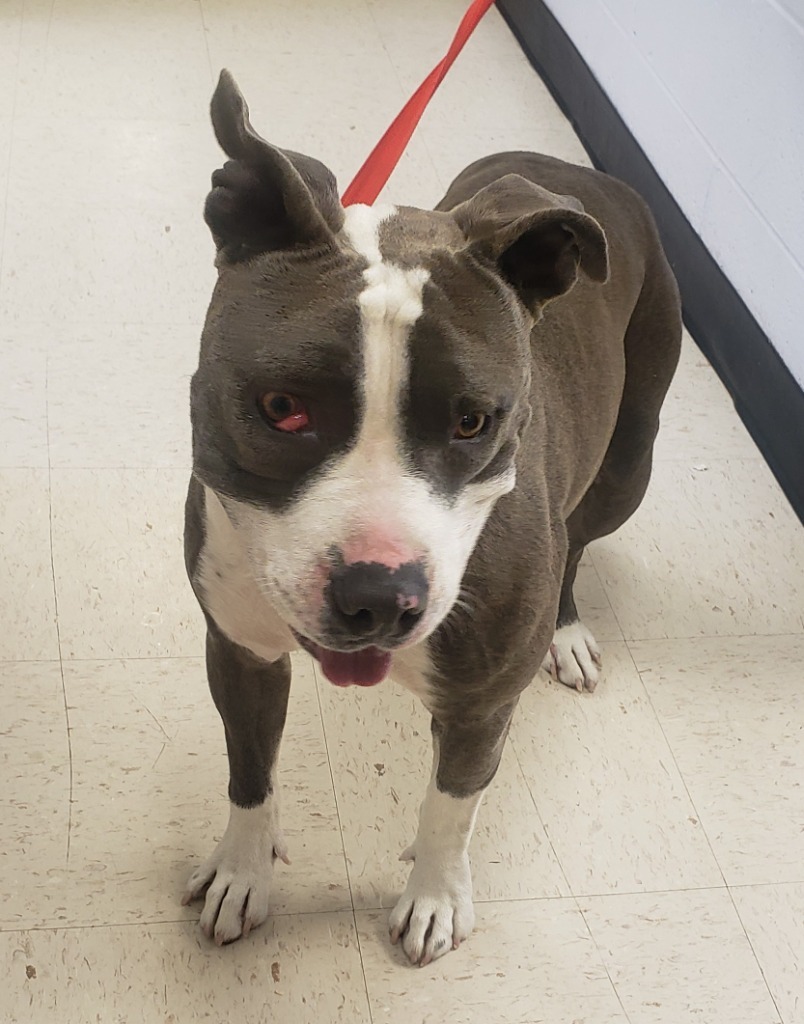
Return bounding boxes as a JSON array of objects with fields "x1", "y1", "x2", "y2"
[{"x1": 182, "y1": 69, "x2": 682, "y2": 966}]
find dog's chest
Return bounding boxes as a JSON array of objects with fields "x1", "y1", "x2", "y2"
[
  {"x1": 389, "y1": 642, "x2": 435, "y2": 706},
  {"x1": 195, "y1": 488, "x2": 296, "y2": 663}
]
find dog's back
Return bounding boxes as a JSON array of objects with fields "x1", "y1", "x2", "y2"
[{"x1": 429, "y1": 152, "x2": 681, "y2": 706}]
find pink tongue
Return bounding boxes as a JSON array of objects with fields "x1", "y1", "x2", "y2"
[{"x1": 317, "y1": 646, "x2": 392, "y2": 687}]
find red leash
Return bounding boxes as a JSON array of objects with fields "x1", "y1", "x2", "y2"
[{"x1": 341, "y1": 0, "x2": 497, "y2": 207}]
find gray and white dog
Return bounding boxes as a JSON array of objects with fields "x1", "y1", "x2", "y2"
[{"x1": 182, "y1": 70, "x2": 681, "y2": 965}]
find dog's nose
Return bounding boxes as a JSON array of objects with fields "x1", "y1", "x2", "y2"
[{"x1": 327, "y1": 561, "x2": 429, "y2": 643}]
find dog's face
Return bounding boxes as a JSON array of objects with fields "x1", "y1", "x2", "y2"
[{"x1": 191, "y1": 72, "x2": 607, "y2": 683}]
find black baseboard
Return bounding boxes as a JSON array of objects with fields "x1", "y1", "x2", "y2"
[{"x1": 498, "y1": 0, "x2": 804, "y2": 524}]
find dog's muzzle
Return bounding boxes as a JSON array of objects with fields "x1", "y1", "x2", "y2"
[
  {"x1": 296, "y1": 559, "x2": 429, "y2": 688},
  {"x1": 326, "y1": 559, "x2": 429, "y2": 645}
]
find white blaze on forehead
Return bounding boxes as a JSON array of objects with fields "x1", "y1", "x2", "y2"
[
  {"x1": 340, "y1": 202, "x2": 390, "y2": 265},
  {"x1": 341, "y1": 204, "x2": 430, "y2": 455}
]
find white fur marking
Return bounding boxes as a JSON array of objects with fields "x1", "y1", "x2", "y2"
[
  {"x1": 341, "y1": 203, "x2": 429, "y2": 455},
  {"x1": 390, "y1": 640, "x2": 434, "y2": 706},
  {"x1": 339, "y1": 202, "x2": 393, "y2": 265},
  {"x1": 183, "y1": 798, "x2": 289, "y2": 945},
  {"x1": 389, "y1": 776, "x2": 482, "y2": 965},
  {"x1": 196, "y1": 487, "x2": 296, "y2": 663},
  {"x1": 541, "y1": 620, "x2": 602, "y2": 693}
]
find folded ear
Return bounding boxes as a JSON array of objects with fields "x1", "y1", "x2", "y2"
[
  {"x1": 204, "y1": 70, "x2": 344, "y2": 263},
  {"x1": 451, "y1": 174, "x2": 609, "y2": 313}
]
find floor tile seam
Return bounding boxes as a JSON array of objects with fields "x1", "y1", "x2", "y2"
[
  {"x1": 604, "y1": 628, "x2": 804, "y2": 645},
  {"x1": 465, "y1": 885, "x2": 737, "y2": 907},
  {"x1": 356, "y1": 884, "x2": 753, "y2": 917},
  {"x1": 186, "y1": 0, "x2": 215, "y2": 91},
  {"x1": 5, "y1": 191, "x2": 207, "y2": 210},
  {"x1": 44, "y1": 351, "x2": 75, "y2": 869},
  {"x1": 565, "y1": 882, "x2": 736, "y2": 903},
  {"x1": 0, "y1": 657, "x2": 61, "y2": 665},
  {"x1": 1, "y1": 882, "x2": 751, "y2": 936},
  {"x1": 727, "y1": 879, "x2": 804, "y2": 891},
  {"x1": 506, "y1": 731, "x2": 573, "y2": 898},
  {"x1": 20, "y1": 33, "x2": 212, "y2": 59},
  {"x1": 568, "y1": 874, "x2": 791, "y2": 1022},
  {"x1": 0, "y1": 319, "x2": 206, "y2": 327},
  {"x1": 0, "y1": 904, "x2": 361, "y2": 936},
  {"x1": 586, "y1": 554, "x2": 628, "y2": 643},
  {"x1": 467, "y1": 883, "x2": 742, "y2": 909},
  {"x1": 309, "y1": 659, "x2": 375, "y2": 1020},
  {"x1": 8, "y1": 114, "x2": 210, "y2": 127},
  {"x1": 620, "y1": 641, "x2": 729, "y2": 892},
  {"x1": 573, "y1": 894, "x2": 634, "y2": 1024},
  {"x1": 44, "y1": 463, "x2": 194, "y2": 471},
  {"x1": 6, "y1": 113, "x2": 212, "y2": 127},
  {"x1": 0, "y1": 654, "x2": 204, "y2": 666},
  {"x1": 725, "y1": 886, "x2": 786, "y2": 1023}
]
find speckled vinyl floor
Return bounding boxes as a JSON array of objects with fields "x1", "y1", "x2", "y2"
[{"x1": 1, "y1": 2, "x2": 803, "y2": 1022}]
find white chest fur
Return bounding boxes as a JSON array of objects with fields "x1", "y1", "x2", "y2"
[
  {"x1": 390, "y1": 641, "x2": 435, "y2": 707},
  {"x1": 195, "y1": 486, "x2": 297, "y2": 663}
]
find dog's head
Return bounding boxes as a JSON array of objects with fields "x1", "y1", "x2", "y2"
[{"x1": 191, "y1": 71, "x2": 608, "y2": 685}]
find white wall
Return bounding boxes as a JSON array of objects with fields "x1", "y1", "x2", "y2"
[{"x1": 545, "y1": 0, "x2": 804, "y2": 388}]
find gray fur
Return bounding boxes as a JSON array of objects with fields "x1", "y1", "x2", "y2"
[{"x1": 182, "y1": 74, "x2": 681, "y2": 947}]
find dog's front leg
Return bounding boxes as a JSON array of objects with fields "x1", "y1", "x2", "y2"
[
  {"x1": 182, "y1": 624, "x2": 291, "y2": 945},
  {"x1": 389, "y1": 704, "x2": 516, "y2": 966}
]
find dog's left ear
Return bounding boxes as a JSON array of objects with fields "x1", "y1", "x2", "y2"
[
  {"x1": 204, "y1": 70, "x2": 344, "y2": 263},
  {"x1": 451, "y1": 174, "x2": 609, "y2": 313}
]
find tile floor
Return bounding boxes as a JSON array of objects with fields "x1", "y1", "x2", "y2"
[{"x1": 1, "y1": 1, "x2": 803, "y2": 1022}]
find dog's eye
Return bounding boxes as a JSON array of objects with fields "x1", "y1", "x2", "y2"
[
  {"x1": 258, "y1": 392, "x2": 310, "y2": 433},
  {"x1": 453, "y1": 412, "x2": 488, "y2": 440}
]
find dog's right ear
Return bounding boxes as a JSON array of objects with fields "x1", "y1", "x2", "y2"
[{"x1": 204, "y1": 70, "x2": 344, "y2": 263}]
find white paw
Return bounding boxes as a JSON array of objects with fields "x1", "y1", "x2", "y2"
[
  {"x1": 541, "y1": 621, "x2": 602, "y2": 692},
  {"x1": 389, "y1": 848, "x2": 475, "y2": 966},
  {"x1": 182, "y1": 804, "x2": 289, "y2": 946}
]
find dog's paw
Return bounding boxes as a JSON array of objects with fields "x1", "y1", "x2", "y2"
[
  {"x1": 181, "y1": 806, "x2": 289, "y2": 946},
  {"x1": 389, "y1": 851, "x2": 475, "y2": 966},
  {"x1": 541, "y1": 621, "x2": 602, "y2": 692}
]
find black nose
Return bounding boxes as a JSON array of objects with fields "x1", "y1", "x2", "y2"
[{"x1": 327, "y1": 560, "x2": 429, "y2": 643}]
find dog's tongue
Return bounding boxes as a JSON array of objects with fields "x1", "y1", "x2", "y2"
[{"x1": 317, "y1": 646, "x2": 392, "y2": 687}]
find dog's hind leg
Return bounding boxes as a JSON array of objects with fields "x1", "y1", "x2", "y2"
[
  {"x1": 544, "y1": 249, "x2": 682, "y2": 692},
  {"x1": 542, "y1": 541, "x2": 604, "y2": 692},
  {"x1": 182, "y1": 625, "x2": 291, "y2": 945}
]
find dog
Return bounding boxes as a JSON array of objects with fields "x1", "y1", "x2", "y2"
[{"x1": 182, "y1": 69, "x2": 682, "y2": 966}]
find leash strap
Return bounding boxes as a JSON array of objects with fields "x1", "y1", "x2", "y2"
[{"x1": 341, "y1": 0, "x2": 497, "y2": 207}]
